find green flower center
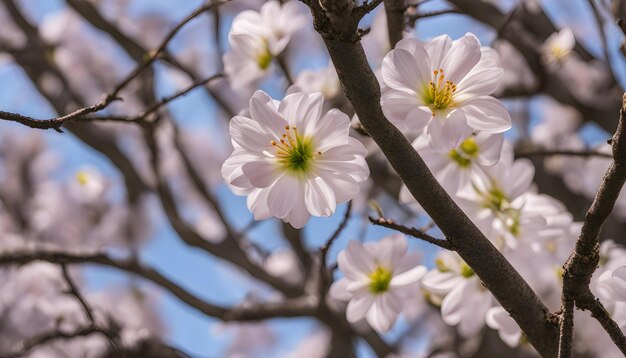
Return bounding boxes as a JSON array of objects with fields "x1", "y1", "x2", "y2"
[
  {"x1": 460, "y1": 262, "x2": 475, "y2": 278},
  {"x1": 256, "y1": 39, "x2": 272, "y2": 70},
  {"x1": 483, "y1": 187, "x2": 509, "y2": 212},
  {"x1": 506, "y1": 212, "x2": 521, "y2": 237},
  {"x1": 368, "y1": 266, "x2": 393, "y2": 294},
  {"x1": 422, "y1": 68, "x2": 457, "y2": 115},
  {"x1": 448, "y1": 137, "x2": 479, "y2": 168},
  {"x1": 272, "y1": 125, "x2": 318, "y2": 173},
  {"x1": 435, "y1": 257, "x2": 450, "y2": 272}
]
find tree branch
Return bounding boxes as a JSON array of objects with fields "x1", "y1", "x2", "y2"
[
  {"x1": 558, "y1": 95, "x2": 626, "y2": 357},
  {"x1": 369, "y1": 217, "x2": 454, "y2": 250},
  {"x1": 384, "y1": 0, "x2": 405, "y2": 48},
  {"x1": 0, "y1": 250, "x2": 314, "y2": 322}
]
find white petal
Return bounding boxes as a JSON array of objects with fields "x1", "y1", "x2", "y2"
[
  {"x1": 366, "y1": 295, "x2": 400, "y2": 333},
  {"x1": 229, "y1": 116, "x2": 272, "y2": 152},
  {"x1": 241, "y1": 160, "x2": 280, "y2": 188},
  {"x1": 421, "y1": 271, "x2": 463, "y2": 295},
  {"x1": 344, "y1": 240, "x2": 376, "y2": 274},
  {"x1": 440, "y1": 34, "x2": 481, "y2": 83},
  {"x1": 304, "y1": 176, "x2": 336, "y2": 217},
  {"x1": 456, "y1": 65, "x2": 503, "y2": 99},
  {"x1": 396, "y1": 37, "x2": 429, "y2": 59},
  {"x1": 391, "y1": 265, "x2": 427, "y2": 287},
  {"x1": 287, "y1": 190, "x2": 311, "y2": 228},
  {"x1": 440, "y1": 110, "x2": 472, "y2": 149},
  {"x1": 346, "y1": 295, "x2": 374, "y2": 323},
  {"x1": 405, "y1": 107, "x2": 433, "y2": 132},
  {"x1": 475, "y1": 132, "x2": 504, "y2": 166},
  {"x1": 267, "y1": 174, "x2": 300, "y2": 218},
  {"x1": 486, "y1": 307, "x2": 521, "y2": 348},
  {"x1": 249, "y1": 90, "x2": 288, "y2": 137},
  {"x1": 329, "y1": 278, "x2": 352, "y2": 301},
  {"x1": 461, "y1": 96, "x2": 512, "y2": 133},
  {"x1": 505, "y1": 158, "x2": 535, "y2": 199},
  {"x1": 278, "y1": 91, "x2": 324, "y2": 136},
  {"x1": 247, "y1": 187, "x2": 272, "y2": 220},
  {"x1": 316, "y1": 173, "x2": 360, "y2": 203},
  {"x1": 425, "y1": 35, "x2": 452, "y2": 71},
  {"x1": 311, "y1": 109, "x2": 350, "y2": 152},
  {"x1": 380, "y1": 87, "x2": 422, "y2": 130},
  {"x1": 611, "y1": 266, "x2": 626, "y2": 300},
  {"x1": 381, "y1": 48, "x2": 429, "y2": 91},
  {"x1": 337, "y1": 250, "x2": 368, "y2": 281}
]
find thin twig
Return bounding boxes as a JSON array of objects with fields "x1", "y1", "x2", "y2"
[
  {"x1": 0, "y1": 99, "x2": 120, "y2": 132},
  {"x1": 408, "y1": 9, "x2": 460, "y2": 26},
  {"x1": 369, "y1": 217, "x2": 454, "y2": 250},
  {"x1": 517, "y1": 149, "x2": 612, "y2": 159},
  {"x1": 136, "y1": 74, "x2": 224, "y2": 120},
  {"x1": 320, "y1": 201, "x2": 353, "y2": 270},
  {"x1": 0, "y1": 1, "x2": 229, "y2": 132},
  {"x1": 319, "y1": 202, "x2": 353, "y2": 307},
  {"x1": 357, "y1": 0, "x2": 385, "y2": 16}
]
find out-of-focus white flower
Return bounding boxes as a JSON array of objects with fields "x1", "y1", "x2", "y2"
[
  {"x1": 222, "y1": 90, "x2": 369, "y2": 228},
  {"x1": 493, "y1": 40, "x2": 536, "y2": 93},
  {"x1": 264, "y1": 248, "x2": 303, "y2": 285},
  {"x1": 329, "y1": 235, "x2": 427, "y2": 333},
  {"x1": 411, "y1": 132, "x2": 503, "y2": 195},
  {"x1": 380, "y1": 34, "x2": 511, "y2": 152},
  {"x1": 541, "y1": 28, "x2": 575, "y2": 66},
  {"x1": 224, "y1": 1, "x2": 307, "y2": 90},
  {"x1": 212, "y1": 322, "x2": 276, "y2": 357},
  {"x1": 286, "y1": 329, "x2": 330, "y2": 358},
  {"x1": 69, "y1": 167, "x2": 107, "y2": 203},
  {"x1": 486, "y1": 306, "x2": 521, "y2": 348},
  {"x1": 293, "y1": 62, "x2": 341, "y2": 101},
  {"x1": 456, "y1": 149, "x2": 535, "y2": 232},
  {"x1": 422, "y1": 251, "x2": 492, "y2": 337}
]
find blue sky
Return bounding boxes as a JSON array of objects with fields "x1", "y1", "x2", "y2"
[{"x1": 0, "y1": 0, "x2": 622, "y2": 356}]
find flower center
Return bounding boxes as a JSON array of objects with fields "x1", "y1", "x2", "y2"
[
  {"x1": 257, "y1": 50, "x2": 272, "y2": 70},
  {"x1": 550, "y1": 45, "x2": 569, "y2": 61},
  {"x1": 504, "y1": 211, "x2": 521, "y2": 237},
  {"x1": 448, "y1": 137, "x2": 478, "y2": 168},
  {"x1": 422, "y1": 69, "x2": 457, "y2": 115},
  {"x1": 76, "y1": 171, "x2": 89, "y2": 186},
  {"x1": 271, "y1": 125, "x2": 318, "y2": 173},
  {"x1": 483, "y1": 186, "x2": 509, "y2": 212},
  {"x1": 256, "y1": 38, "x2": 272, "y2": 70},
  {"x1": 460, "y1": 261, "x2": 474, "y2": 278},
  {"x1": 368, "y1": 266, "x2": 393, "y2": 294}
]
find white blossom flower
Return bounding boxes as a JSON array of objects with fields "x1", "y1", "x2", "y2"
[
  {"x1": 263, "y1": 248, "x2": 303, "y2": 285},
  {"x1": 293, "y1": 62, "x2": 341, "y2": 101},
  {"x1": 222, "y1": 90, "x2": 369, "y2": 228},
  {"x1": 380, "y1": 34, "x2": 511, "y2": 152},
  {"x1": 541, "y1": 27, "x2": 575, "y2": 66},
  {"x1": 421, "y1": 251, "x2": 493, "y2": 336},
  {"x1": 455, "y1": 150, "x2": 535, "y2": 234},
  {"x1": 329, "y1": 235, "x2": 427, "y2": 333},
  {"x1": 69, "y1": 167, "x2": 107, "y2": 203},
  {"x1": 224, "y1": 1, "x2": 306, "y2": 90},
  {"x1": 413, "y1": 132, "x2": 503, "y2": 194}
]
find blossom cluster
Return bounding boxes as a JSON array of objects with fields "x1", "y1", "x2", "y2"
[
  {"x1": 2, "y1": 0, "x2": 626, "y2": 356},
  {"x1": 218, "y1": 3, "x2": 626, "y2": 356}
]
